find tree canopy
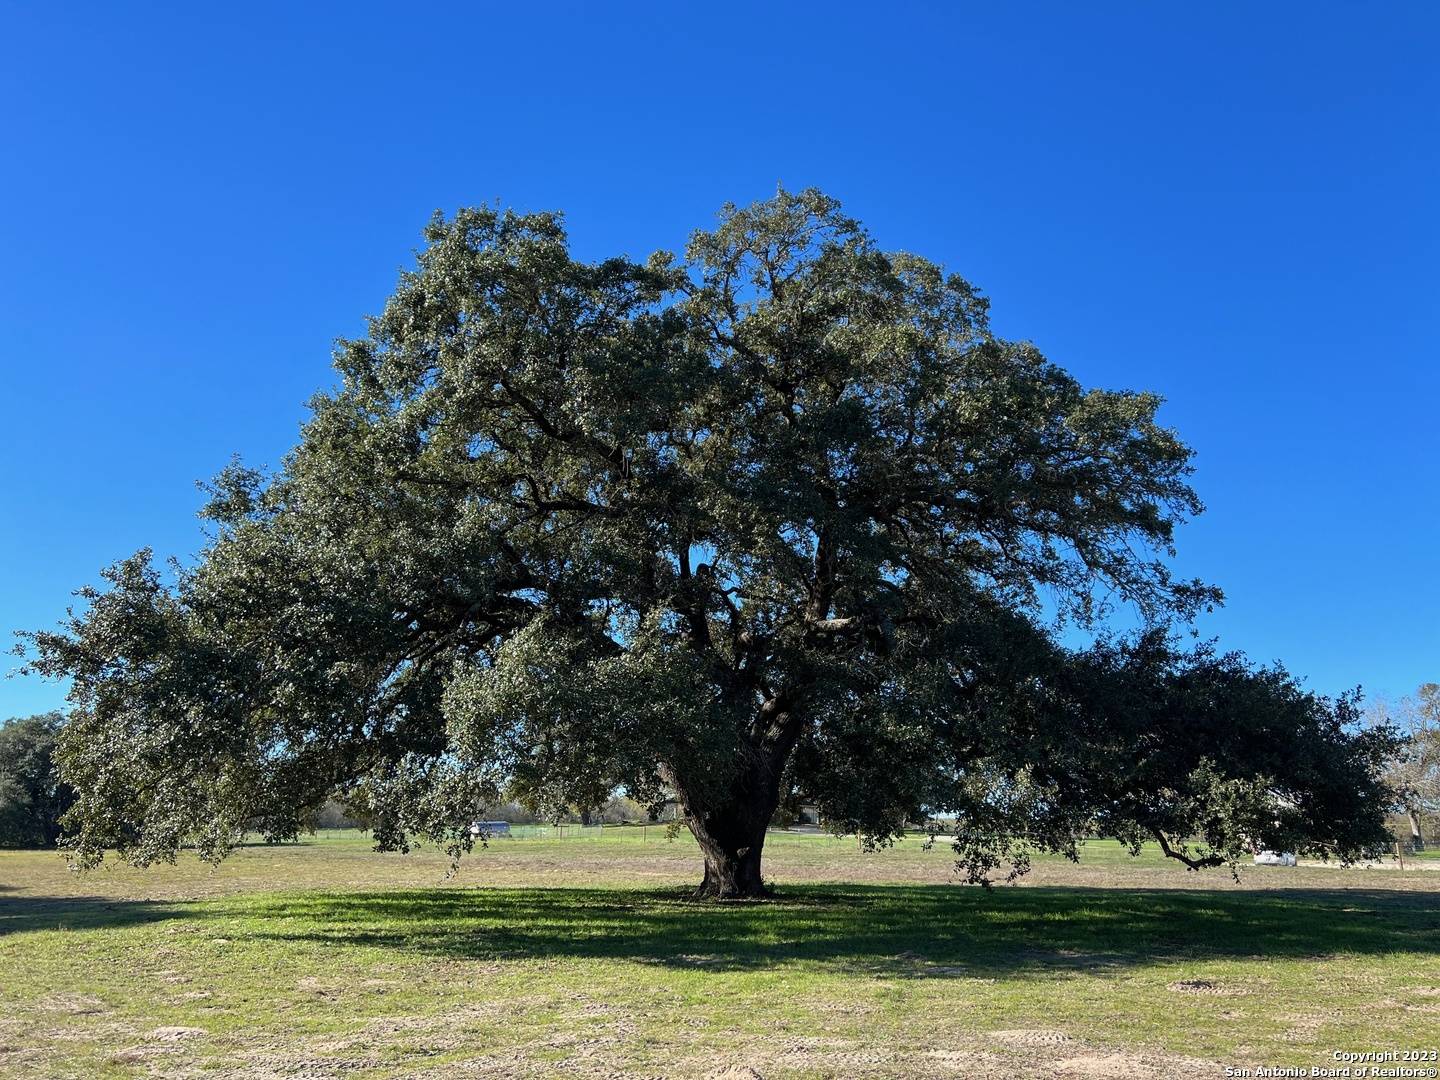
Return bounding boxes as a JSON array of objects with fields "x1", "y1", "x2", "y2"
[{"x1": 22, "y1": 189, "x2": 1400, "y2": 895}]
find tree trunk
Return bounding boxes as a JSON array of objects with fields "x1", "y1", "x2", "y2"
[
  {"x1": 691, "y1": 804, "x2": 773, "y2": 899},
  {"x1": 1409, "y1": 809, "x2": 1426, "y2": 853},
  {"x1": 666, "y1": 746, "x2": 786, "y2": 899}
]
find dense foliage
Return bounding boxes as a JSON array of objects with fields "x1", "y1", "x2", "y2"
[
  {"x1": 23, "y1": 190, "x2": 1400, "y2": 894},
  {"x1": 0, "y1": 712, "x2": 73, "y2": 848}
]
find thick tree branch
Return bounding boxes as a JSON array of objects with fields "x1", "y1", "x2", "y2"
[{"x1": 1150, "y1": 829, "x2": 1226, "y2": 871}]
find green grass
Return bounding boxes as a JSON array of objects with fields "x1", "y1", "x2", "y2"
[{"x1": 2, "y1": 830, "x2": 1438, "y2": 1078}]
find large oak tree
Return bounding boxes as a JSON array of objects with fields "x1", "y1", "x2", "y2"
[{"x1": 24, "y1": 190, "x2": 1399, "y2": 896}]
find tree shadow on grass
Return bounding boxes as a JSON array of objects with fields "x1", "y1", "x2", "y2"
[
  {"x1": 239, "y1": 884, "x2": 1440, "y2": 979},
  {"x1": 0, "y1": 894, "x2": 186, "y2": 937}
]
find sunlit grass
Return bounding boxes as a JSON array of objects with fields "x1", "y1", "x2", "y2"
[{"x1": 1, "y1": 831, "x2": 1437, "y2": 1077}]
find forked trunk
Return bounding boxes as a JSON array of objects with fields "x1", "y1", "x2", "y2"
[{"x1": 1409, "y1": 809, "x2": 1426, "y2": 853}]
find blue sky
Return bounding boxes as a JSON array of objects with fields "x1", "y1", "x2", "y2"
[{"x1": 2, "y1": 3, "x2": 1436, "y2": 717}]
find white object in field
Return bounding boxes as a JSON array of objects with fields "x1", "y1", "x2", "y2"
[
  {"x1": 468, "y1": 820, "x2": 512, "y2": 838},
  {"x1": 1253, "y1": 850, "x2": 1296, "y2": 866}
]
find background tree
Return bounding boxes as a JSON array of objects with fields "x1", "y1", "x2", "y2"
[
  {"x1": 1370, "y1": 684, "x2": 1440, "y2": 851},
  {"x1": 0, "y1": 712, "x2": 74, "y2": 849},
  {"x1": 22, "y1": 190, "x2": 1400, "y2": 895}
]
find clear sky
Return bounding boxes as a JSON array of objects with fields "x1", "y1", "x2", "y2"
[{"x1": 2, "y1": 3, "x2": 1436, "y2": 718}]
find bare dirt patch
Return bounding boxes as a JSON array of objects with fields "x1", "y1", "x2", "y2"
[
  {"x1": 151, "y1": 1025, "x2": 208, "y2": 1040},
  {"x1": 1053, "y1": 1053, "x2": 1144, "y2": 1078},
  {"x1": 1167, "y1": 978, "x2": 1251, "y2": 996},
  {"x1": 989, "y1": 1028, "x2": 1075, "y2": 1047},
  {"x1": 37, "y1": 992, "x2": 108, "y2": 1014}
]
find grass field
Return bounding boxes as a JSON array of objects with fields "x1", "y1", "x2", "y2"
[{"x1": 2, "y1": 829, "x2": 1438, "y2": 1078}]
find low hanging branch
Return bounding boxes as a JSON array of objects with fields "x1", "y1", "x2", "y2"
[{"x1": 1150, "y1": 829, "x2": 1228, "y2": 872}]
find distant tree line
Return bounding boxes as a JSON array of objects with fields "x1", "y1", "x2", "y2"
[
  {"x1": 0, "y1": 712, "x2": 74, "y2": 848},
  {"x1": 306, "y1": 793, "x2": 659, "y2": 830}
]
